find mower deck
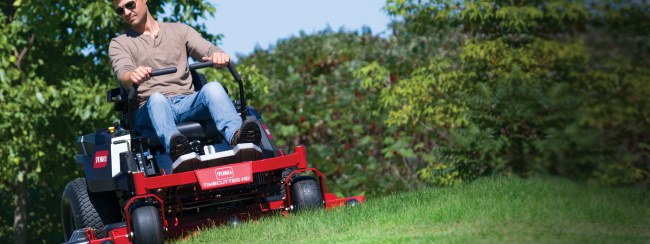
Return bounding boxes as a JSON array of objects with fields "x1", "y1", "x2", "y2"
[{"x1": 69, "y1": 146, "x2": 364, "y2": 244}]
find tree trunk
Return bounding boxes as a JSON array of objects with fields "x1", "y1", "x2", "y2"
[{"x1": 13, "y1": 169, "x2": 27, "y2": 244}]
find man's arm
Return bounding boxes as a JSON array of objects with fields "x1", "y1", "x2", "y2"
[
  {"x1": 109, "y1": 39, "x2": 152, "y2": 89},
  {"x1": 184, "y1": 25, "x2": 228, "y2": 67}
]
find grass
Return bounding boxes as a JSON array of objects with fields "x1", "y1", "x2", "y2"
[{"x1": 171, "y1": 177, "x2": 649, "y2": 243}]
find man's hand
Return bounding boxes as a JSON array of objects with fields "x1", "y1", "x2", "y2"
[
  {"x1": 130, "y1": 66, "x2": 153, "y2": 84},
  {"x1": 202, "y1": 52, "x2": 230, "y2": 69},
  {"x1": 122, "y1": 66, "x2": 152, "y2": 89}
]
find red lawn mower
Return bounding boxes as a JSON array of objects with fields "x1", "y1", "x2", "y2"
[{"x1": 61, "y1": 62, "x2": 364, "y2": 244}]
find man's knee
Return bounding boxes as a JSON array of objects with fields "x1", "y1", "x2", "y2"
[
  {"x1": 147, "y1": 92, "x2": 168, "y2": 107},
  {"x1": 202, "y1": 82, "x2": 228, "y2": 98}
]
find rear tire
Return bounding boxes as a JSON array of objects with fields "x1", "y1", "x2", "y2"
[
  {"x1": 290, "y1": 176, "x2": 324, "y2": 212},
  {"x1": 131, "y1": 206, "x2": 164, "y2": 244},
  {"x1": 61, "y1": 178, "x2": 122, "y2": 241}
]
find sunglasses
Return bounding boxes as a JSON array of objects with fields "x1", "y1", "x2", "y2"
[{"x1": 115, "y1": 1, "x2": 136, "y2": 15}]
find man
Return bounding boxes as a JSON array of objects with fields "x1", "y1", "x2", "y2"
[{"x1": 108, "y1": 0, "x2": 261, "y2": 162}]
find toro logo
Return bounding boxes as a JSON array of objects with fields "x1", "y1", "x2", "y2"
[
  {"x1": 93, "y1": 150, "x2": 109, "y2": 168},
  {"x1": 215, "y1": 167, "x2": 234, "y2": 180},
  {"x1": 195, "y1": 162, "x2": 253, "y2": 190}
]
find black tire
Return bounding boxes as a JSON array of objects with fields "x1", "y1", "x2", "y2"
[
  {"x1": 346, "y1": 199, "x2": 360, "y2": 207},
  {"x1": 61, "y1": 178, "x2": 122, "y2": 241},
  {"x1": 267, "y1": 167, "x2": 296, "y2": 198},
  {"x1": 131, "y1": 206, "x2": 164, "y2": 244},
  {"x1": 279, "y1": 167, "x2": 296, "y2": 194},
  {"x1": 290, "y1": 176, "x2": 324, "y2": 212}
]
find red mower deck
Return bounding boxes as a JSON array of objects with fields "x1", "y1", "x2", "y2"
[{"x1": 75, "y1": 146, "x2": 364, "y2": 244}]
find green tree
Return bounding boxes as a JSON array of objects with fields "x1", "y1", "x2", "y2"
[
  {"x1": 368, "y1": 0, "x2": 649, "y2": 185},
  {"x1": 0, "y1": 1, "x2": 217, "y2": 243},
  {"x1": 231, "y1": 21, "x2": 465, "y2": 197},
  {"x1": 234, "y1": 28, "x2": 406, "y2": 197}
]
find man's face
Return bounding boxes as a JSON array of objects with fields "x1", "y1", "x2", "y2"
[{"x1": 113, "y1": 0, "x2": 145, "y2": 26}]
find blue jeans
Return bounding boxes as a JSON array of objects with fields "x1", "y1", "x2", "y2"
[{"x1": 134, "y1": 82, "x2": 242, "y2": 153}]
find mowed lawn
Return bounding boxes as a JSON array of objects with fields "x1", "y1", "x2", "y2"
[{"x1": 173, "y1": 177, "x2": 649, "y2": 243}]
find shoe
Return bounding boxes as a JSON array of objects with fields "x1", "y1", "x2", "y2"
[
  {"x1": 169, "y1": 133, "x2": 192, "y2": 162},
  {"x1": 230, "y1": 120, "x2": 262, "y2": 148}
]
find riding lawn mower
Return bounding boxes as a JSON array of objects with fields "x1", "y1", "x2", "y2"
[{"x1": 61, "y1": 62, "x2": 364, "y2": 244}]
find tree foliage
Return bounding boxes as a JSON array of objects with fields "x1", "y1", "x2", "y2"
[
  {"x1": 229, "y1": 10, "x2": 465, "y2": 196},
  {"x1": 0, "y1": 0, "x2": 217, "y2": 243},
  {"x1": 233, "y1": 27, "x2": 429, "y2": 197},
  {"x1": 367, "y1": 0, "x2": 650, "y2": 186}
]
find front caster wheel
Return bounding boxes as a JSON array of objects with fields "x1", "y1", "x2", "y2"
[
  {"x1": 290, "y1": 176, "x2": 324, "y2": 212},
  {"x1": 131, "y1": 206, "x2": 164, "y2": 244}
]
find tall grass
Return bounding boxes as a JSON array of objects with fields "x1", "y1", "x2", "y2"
[{"x1": 172, "y1": 177, "x2": 649, "y2": 243}]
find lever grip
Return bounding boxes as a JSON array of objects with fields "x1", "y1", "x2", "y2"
[
  {"x1": 189, "y1": 61, "x2": 214, "y2": 70},
  {"x1": 151, "y1": 67, "x2": 177, "y2": 77}
]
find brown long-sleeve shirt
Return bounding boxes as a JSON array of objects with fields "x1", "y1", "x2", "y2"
[{"x1": 109, "y1": 22, "x2": 224, "y2": 107}]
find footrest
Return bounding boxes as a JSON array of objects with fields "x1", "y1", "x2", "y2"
[{"x1": 172, "y1": 143, "x2": 263, "y2": 173}]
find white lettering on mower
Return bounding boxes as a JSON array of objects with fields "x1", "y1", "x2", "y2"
[
  {"x1": 96, "y1": 156, "x2": 108, "y2": 163},
  {"x1": 215, "y1": 167, "x2": 234, "y2": 179},
  {"x1": 93, "y1": 150, "x2": 109, "y2": 168},
  {"x1": 203, "y1": 176, "x2": 251, "y2": 188},
  {"x1": 195, "y1": 162, "x2": 253, "y2": 190}
]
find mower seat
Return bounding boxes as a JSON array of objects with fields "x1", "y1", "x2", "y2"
[{"x1": 145, "y1": 120, "x2": 222, "y2": 149}]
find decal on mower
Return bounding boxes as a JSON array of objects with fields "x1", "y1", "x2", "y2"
[
  {"x1": 262, "y1": 124, "x2": 273, "y2": 140},
  {"x1": 93, "y1": 150, "x2": 109, "y2": 168},
  {"x1": 195, "y1": 162, "x2": 253, "y2": 190},
  {"x1": 215, "y1": 166, "x2": 234, "y2": 180}
]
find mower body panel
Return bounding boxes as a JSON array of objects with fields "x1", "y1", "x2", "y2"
[{"x1": 76, "y1": 132, "x2": 133, "y2": 192}]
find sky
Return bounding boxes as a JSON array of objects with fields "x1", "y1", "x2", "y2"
[{"x1": 204, "y1": 1, "x2": 393, "y2": 62}]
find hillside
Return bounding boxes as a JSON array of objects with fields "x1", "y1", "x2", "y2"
[{"x1": 173, "y1": 177, "x2": 649, "y2": 243}]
